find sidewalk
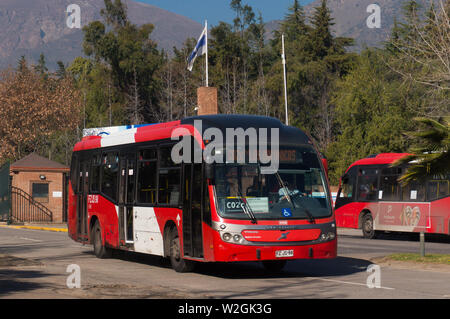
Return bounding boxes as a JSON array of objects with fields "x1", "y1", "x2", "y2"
[{"x1": 0, "y1": 222, "x2": 68, "y2": 232}]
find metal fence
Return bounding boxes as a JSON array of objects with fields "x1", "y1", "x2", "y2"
[
  {"x1": 11, "y1": 186, "x2": 53, "y2": 223},
  {"x1": 0, "y1": 162, "x2": 10, "y2": 222}
]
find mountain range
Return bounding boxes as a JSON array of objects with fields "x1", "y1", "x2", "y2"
[
  {"x1": 0, "y1": 0, "x2": 429, "y2": 70},
  {"x1": 306, "y1": 0, "x2": 414, "y2": 49},
  {"x1": 0, "y1": 0, "x2": 203, "y2": 70}
]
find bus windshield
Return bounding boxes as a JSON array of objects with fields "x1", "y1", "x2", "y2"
[{"x1": 214, "y1": 146, "x2": 332, "y2": 220}]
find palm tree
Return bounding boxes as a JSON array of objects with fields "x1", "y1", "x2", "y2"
[{"x1": 394, "y1": 117, "x2": 449, "y2": 185}]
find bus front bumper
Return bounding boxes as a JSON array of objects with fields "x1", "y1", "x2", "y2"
[{"x1": 212, "y1": 238, "x2": 337, "y2": 262}]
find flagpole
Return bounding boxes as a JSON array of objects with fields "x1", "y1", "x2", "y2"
[
  {"x1": 282, "y1": 33, "x2": 289, "y2": 126},
  {"x1": 205, "y1": 20, "x2": 209, "y2": 87}
]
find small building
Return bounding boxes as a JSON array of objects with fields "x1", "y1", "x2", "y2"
[{"x1": 9, "y1": 153, "x2": 69, "y2": 223}]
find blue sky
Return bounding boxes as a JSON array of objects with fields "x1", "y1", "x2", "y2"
[{"x1": 136, "y1": 0, "x2": 316, "y2": 26}]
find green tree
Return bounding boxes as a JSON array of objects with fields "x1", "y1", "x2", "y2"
[
  {"x1": 17, "y1": 56, "x2": 28, "y2": 74},
  {"x1": 326, "y1": 49, "x2": 418, "y2": 184},
  {"x1": 394, "y1": 117, "x2": 450, "y2": 184},
  {"x1": 272, "y1": 0, "x2": 355, "y2": 149},
  {"x1": 56, "y1": 61, "x2": 67, "y2": 79},
  {"x1": 81, "y1": 0, "x2": 163, "y2": 124},
  {"x1": 310, "y1": 0, "x2": 334, "y2": 59},
  {"x1": 386, "y1": 0, "x2": 449, "y2": 117},
  {"x1": 209, "y1": 21, "x2": 244, "y2": 113},
  {"x1": 171, "y1": 39, "x2": 203, "y2": 119},
  {"x1": 34, "y1": 53, "x2": 48, "y2": 79},
  {"x1": 68, "y1": 57, "x2": 122, "y2": 128}
]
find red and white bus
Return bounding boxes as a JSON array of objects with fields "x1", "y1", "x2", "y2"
[
  {"x1": 335, "y1": 153, "x2": 450, "y2": 238},
  {"x1": 68, "y1": 115, "x2": 337, "y2": 272}
]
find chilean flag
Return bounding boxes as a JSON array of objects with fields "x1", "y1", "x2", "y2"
[{"x1": 187, "y1": 24, "x2": 207, "y2": 72}]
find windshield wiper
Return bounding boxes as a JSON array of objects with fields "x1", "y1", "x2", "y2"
[
  {"x1": 275, "y1": 171, "x2": 296, "y2": 209},
  {"x1": 275, "y1": 172, "x2": 315, "y2": 224},
  {"x1": 236, "y1": 188, "x2": 257, "y2": 224}
]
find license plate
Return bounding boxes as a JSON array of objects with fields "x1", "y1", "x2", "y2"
[{"x1": 275, "y1": 250, "x2": 294, "y2": 258}]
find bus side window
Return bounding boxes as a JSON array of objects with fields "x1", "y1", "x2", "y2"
[
  {"x1": 126, "y1": 158, "x2": 136, "y2": 204},
  {"x1": 335, "y1": 167, "x2": 357, "y2": 209},
  {"x1": 403, "y1": 182, "x2": 425, "y2": 202},
  {"x1": 380, "y1": 167, "x2": 401, "y2": 201},
  {"x1": 101, "y1": 152, "x2": 119, "y2": 202},
  {"x1": 428, "y1": 181, "x2": 439, "y2": 201},
  {"x1": 340, "y1": 175, "x2": 353, "y2": 198},
  {"x1": 137, "y1": 148, "x2": 157, "y2": 204},
  {"x1": 438, "y1": 180, "x2": 449, "y2": 198},
  {"x1": 90, "y1": 154, "x2": 101, "y2": 193},
  {"x1": 428, "y1": 178, "x2": 450, "y2": 201},
  {"x1": 158, "y1": 146, "x2": 181, "y2": 206},
  {"x1": 357, "y1": 168, "x2": 379, "y2": 202}
]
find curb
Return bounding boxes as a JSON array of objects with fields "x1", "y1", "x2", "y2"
[{"x1": 0, "y1": 224, "x2": 68, "y2": 233}]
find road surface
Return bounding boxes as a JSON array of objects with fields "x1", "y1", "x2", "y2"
[{"x1": 0, "y1": 226, "x2": 448, "y2": 299}]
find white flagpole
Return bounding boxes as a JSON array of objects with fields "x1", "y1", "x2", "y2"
[
  {"x1": 282, "y1": 33, "x2": 289, "y2": 125},
  {"x1": 205, "y1": 20, "x2": 209, "y2": 87}
]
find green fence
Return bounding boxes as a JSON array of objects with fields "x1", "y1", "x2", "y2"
[{"x1": 0, "y1": 162, "x2": 11, "y2": 221}]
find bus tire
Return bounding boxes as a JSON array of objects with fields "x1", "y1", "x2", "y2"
[
  {"x1": 362, "y1": 213, "x2": 377, "y2": 239},
  {"x1": 262, "y1": 260, "x2": 287, "y2": 273},
  {"x1": 169, "y1": 228, "x2": 195, "y2": 273},
  {"x1": 92, "y1": 221, "x2": 112, "y2": 259}
]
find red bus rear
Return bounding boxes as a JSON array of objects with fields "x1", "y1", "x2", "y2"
[
  {"x1": 68, "y1": 115, "x2": 337, "y2": 272},
  {"x1": 335, "y1": 153, "x2": 450, "y2": 238}
]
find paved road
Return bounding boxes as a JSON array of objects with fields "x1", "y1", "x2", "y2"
[
  {"x1": 0, "y1": 226, "x2": 448, "y2": 299},
  {"x1": 337, "y1": 228, "x2": 450, "y2": 257}
]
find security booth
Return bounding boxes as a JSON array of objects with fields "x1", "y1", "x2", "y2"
[{"x1": 9, "y1": 153, "x2": 69, "y2": 223}]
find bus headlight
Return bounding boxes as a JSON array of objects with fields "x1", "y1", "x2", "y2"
[
  {"x1": 221, "y1": 231, "x2": 245, "y2": 244},
  {"x1": 320, "y1": 231, "x2": 336, "y2": 242},
  {"x1": 222, "y1": 233, "x2": 232, "y2": 242}
]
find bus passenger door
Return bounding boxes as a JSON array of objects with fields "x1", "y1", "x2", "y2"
[
  {"x1": 182, "y1": 163, "x2": 204, "y2": 258},
  {"x1": 77, "y1": 160, "x2": 89, "y2": 241},
  {"x1": 119, "y1": 155, "x2": 135, "y2": 246}
]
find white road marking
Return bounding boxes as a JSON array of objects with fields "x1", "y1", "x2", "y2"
[
  {"x1": 19, "y1": 237, "x2": 42, "y2": 242},
  {"x1": 313, "y1": 277, "x2": 395, "y2": 290}
]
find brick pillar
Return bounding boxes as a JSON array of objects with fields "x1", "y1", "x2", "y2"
[{"x1": 197, "y1": 87, "x2": 218, "y2": 115}]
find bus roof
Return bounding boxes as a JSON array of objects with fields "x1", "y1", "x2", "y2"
[
  {"x1": 347, "y1": 153, "x2": 412, "y2": 172},
  {"x1": 73, "y1": 115, "x2": 313, "y2": 152}
]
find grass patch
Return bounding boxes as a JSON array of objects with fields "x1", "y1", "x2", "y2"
[{"x1": 385, "y1": 253, "x2": 450, "y2": 265}]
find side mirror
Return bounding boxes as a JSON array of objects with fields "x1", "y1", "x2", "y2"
[{"x1": 205, "y1": 163, "x2": 215, "y2": 181}]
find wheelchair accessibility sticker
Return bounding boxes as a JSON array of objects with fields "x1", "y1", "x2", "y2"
[{"x1": 282, "y1": 208, "x2": 292, "y2": 217}]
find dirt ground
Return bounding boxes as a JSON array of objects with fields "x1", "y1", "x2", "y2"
[
  {"x1": 371, "y1": 256, "x2": 450, "y2": 273},
  {"x1": 0, "y1": 254, "x2": 42, "y2": 267},
  {"x1": 0, "y1": 254, "x2": 200, "y2": 299}
]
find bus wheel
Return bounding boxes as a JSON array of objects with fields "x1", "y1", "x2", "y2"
[
  {"x1": 262, "y1": 260, "x2": 287, "y2": 273},
  {"x1": 92, "y1": 221, "x2": 112, "y2": 259},
  {"x1": 362, "y1": 213, "x2": 377, "y2": 239},
  {"x1": 169, "y1": 228, "x2": 194, "y2": 273}
]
